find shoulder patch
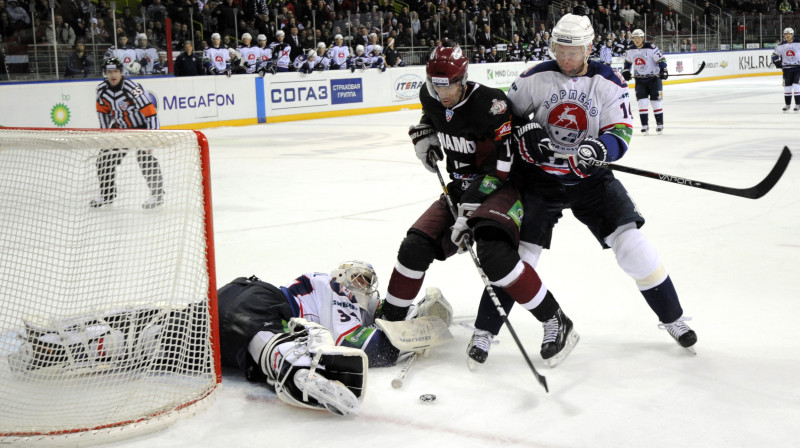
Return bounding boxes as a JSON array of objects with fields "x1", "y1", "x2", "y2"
[{"x1": 490, "y1": 99, "x2": 507, "y2": 115}]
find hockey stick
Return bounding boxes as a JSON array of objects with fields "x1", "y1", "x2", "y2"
[
  {"x1": 604, "y1": 146, "x2": 791, "y2": 199},
  {"x1": 433, "y1": 163, "x2": 549, "y2": 393},
  {"x1": 668, "y1": 61, "x2": 706, "y2": 77},
  {"x1": 391, "y1": 352, "x2": 418, "y2": 389}
]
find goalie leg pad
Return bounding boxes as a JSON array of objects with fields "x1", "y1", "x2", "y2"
[{"x1": 409, "y1": 287, "x2": 454, "y2": 327}]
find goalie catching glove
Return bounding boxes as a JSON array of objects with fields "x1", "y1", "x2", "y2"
[
  {"x1": 567, "y1": 137, "x2": 608, "y2": 178},
  {"x1": 409, "y1": 123, "x2": 443, "y2": 173},
  {"x1": 257, "y1": 318, "x2": 367, "y2": 417}
]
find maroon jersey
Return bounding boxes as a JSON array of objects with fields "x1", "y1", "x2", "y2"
[{"x1": 419, "y1": 81, "x2": 513, "y2": 205}]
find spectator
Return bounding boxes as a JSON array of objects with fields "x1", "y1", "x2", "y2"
[
  {"x1": 46, "y1": 15, "x2": 77, "y2": 45},
  {"x1": 475, "y1": 24, "x2": 494, "y2": 52},
  {"x1": 6, "y1": 0, "x2": 30, "y2": 30},
  {"x1": 64, "y1": 40, "x2": 93, "y2": 77},
  {"x1": 90, "y1": 17, "x2": 110, "y2": 44},
  {"x1": 1, "y1": 11, "x2": 14, "y2": 42}
]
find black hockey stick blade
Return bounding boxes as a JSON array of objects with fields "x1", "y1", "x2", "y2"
[
  {"x1": 669, "y1": 61, "x2": 706, "y2": 77},
  {"x1": 607, "y1": 146, "x2": 792, "y2": 199}
]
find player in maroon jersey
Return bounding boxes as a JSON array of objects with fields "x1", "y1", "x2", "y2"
[{"x1": 379, "y1": 46, "x2": 575, "y2": 369}]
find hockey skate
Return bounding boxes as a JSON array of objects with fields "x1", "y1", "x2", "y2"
[
  {"x1": 658, "y1": 316, "x2": 697, "y2": 354},
  {"x1": 90, "y1": 196, "x2": 113, "y2": 208},
  {"x1": 294, "y1": 368, "x2": 360, "y2": 417},
  {"x1": 782, "y1": 105, "x2": 791, "y2": 112},
  {"x1": 640, "y1": 125, "x2": 649, "y2": 135},
  {"x1": 142, "y1": 194, "x2": 164, "y2": 210},
  {"x1": 466, "y1": 329, "x2": 493, "y2": 370},
  {"x1": 794, "y1": 105, "x2": 800, "y2": 112},
  {"x1": 540, "y1": 308, "x2": 579, "y2": 368},
  {"x1": 656, "y1": 124, "x2": 664, "y2": 135}
]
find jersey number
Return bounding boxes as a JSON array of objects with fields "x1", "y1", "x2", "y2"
[
  {"x1": 337, "y1": 309, "x2": 359, "y2": 322},
  {"x1": 619, "y1": 102, "x2": 632, "y2": 119}
]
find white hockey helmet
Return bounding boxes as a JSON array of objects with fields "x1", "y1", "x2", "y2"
[
  {"x1": 334, "y1": 33, "x2": 343, "y2": 41},
  {"x1": 276, "y1": 30, "x2": 285, "y2": 37},
  {"x1": 550, "y1": 13, "x2": 595, "y2": 55},
  {"x1": 632, "y1": 29, "x2": 645, "y2": 38},
  {"x1": 211, "y1": 32, "x2": 221, "y2": 41},
  {"x1": 306, "y1": 49, "x2": 316, "y2": 58},
  {"x1": 242, "y1": 32, "x2": 252, "y2": 40},
  {"x1": 784, "y1": 27, "x2": 794, "y2": 35},
  {"x1": 257, "y1": 34, "x2": 267, "y2": 42},
  {"x1": 355, "y1": 44, "x2": 364, "y2": 55},
  {"x1": 372, "y1": 45, "x2": 382, "y2": 54},
  {"x1": 331, "y1": 261, "x2": 379, "y2": 314},
  {"x1": 317, "y1": 41, "x2": 327, "y2": 49}
]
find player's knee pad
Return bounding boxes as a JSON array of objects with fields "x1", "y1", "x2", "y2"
[
  {"x1": 396, "y1": 231, "x2": 436, "y2": 271},
  {"x1": 518, "y1": 241, "x2": 543, "y2": 268},
  {"x1": 474, "y1": 226, "x2": 519, "y2": 282},
  {"x1": 606, "y1": 225, "x2": 667, "y2": 290},
  {"x1": 637, "y1": 98, "x2": 649, "y2": 111}
]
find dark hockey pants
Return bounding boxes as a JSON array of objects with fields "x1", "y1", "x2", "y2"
[{"x1": 96, "y1": 148, "x2": 164, "y2": 202}]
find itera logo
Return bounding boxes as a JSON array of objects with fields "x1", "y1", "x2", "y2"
[{"x1": 51, "y1": 103, "x2": 71, "y2": 127}]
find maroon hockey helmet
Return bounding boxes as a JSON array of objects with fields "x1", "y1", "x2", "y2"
[{"x1": 425, "y1": 46, "x2": 468, "y2": 98}]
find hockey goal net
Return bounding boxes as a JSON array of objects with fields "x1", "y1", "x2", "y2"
[{"x1": 0, "y1": 128, "x2": 220, "y2": 445}]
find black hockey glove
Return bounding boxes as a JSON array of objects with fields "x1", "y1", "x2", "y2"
[
  {"x1": 569, "y1": 137, "x2": 608, "y2": 178},
  {"x1": 621, "y1": 68, "x2": 632, "y2": 81},
  {"x1": 409, "y1": 124, "x2": 443, "y2": 173},
  {"x1": 774, "y1": 59, "x2": 782, "y2": 69},
  {"x1": 659, "y1": 67, "x2": 669, "y2": 80},
  {"x1": 225, "y1": 68, "x2": 232, "y2": 77},
  {"x1": 514, "y1": 122, "x2": 553, "y2": 164}
]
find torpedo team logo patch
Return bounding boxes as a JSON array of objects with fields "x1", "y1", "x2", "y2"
[{"x1": 547, "y1": 103, "x2": 588, "y2": 148}]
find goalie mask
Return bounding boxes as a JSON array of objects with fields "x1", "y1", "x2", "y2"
[{"x1": 331, "y1": 261, "x2": 379, "y2": 315}]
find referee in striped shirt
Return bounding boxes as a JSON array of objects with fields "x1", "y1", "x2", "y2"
[{"x1": 92, "y1": 57, "x2": 165, "y2": 209}]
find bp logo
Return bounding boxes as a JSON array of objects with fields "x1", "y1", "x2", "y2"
[
  {"x1": 547, "y1": 103, "x2": 588, "y2": 149},
  {"x1": 51, "y1": 103, "x2": 71, "y2": 127}
]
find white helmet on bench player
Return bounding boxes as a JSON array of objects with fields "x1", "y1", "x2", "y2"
[{"x1": 331, "y1": 261, "x2": 379, "y2": 314}]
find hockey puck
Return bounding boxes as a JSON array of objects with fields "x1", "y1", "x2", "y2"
[{"x1": 419, "y1": 394, "x2": 436, "y2": 403}]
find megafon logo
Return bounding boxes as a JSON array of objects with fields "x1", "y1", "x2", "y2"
[{"x1": 147, "y1": 91, "x2": 158, "y2": 110}]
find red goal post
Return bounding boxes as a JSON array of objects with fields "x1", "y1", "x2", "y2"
[{"x1": 0, "y1": 128, "x2": 220, "y2": 445}]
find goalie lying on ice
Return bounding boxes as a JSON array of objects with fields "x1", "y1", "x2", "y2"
[{"x1": 216, "y1": 261, "x2": 454, "y2": 417}]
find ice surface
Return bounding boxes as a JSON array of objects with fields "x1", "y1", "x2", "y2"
[{"x1": 105, "y1": 76, "x2": 799, "y2": 448}]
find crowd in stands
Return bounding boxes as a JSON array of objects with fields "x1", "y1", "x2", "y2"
[{"x1": 0, "y1": 0, "x2": 798, "y2": 76}]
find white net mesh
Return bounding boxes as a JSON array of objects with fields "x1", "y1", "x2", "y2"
[{"x1": 0, "y1": 129, "x2": 218, "y2": 443}]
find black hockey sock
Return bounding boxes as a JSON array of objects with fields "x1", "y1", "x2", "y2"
[
  {"x1": 655, "y1": 113, "x2": 664, "y2": 125},
  {"x1": 529, "y1": 290, "x2": 560, "y2": 323},
  {"x1": 96, "y1": 148, "x2": 126, "y2": 200},
  {"x1": 785, "y1": 95, "x2": 792, "y2": 106},
  {"x1": 639, "y1": 113, "x2": 649, "y2": 126},
  {"x1": 640, "y1": 276, "x2": 684, "y2": 324},
  {"x1": 473, "y1": 287, "x2": 515, "y2": 335},
  {"x1": 137, "y1": 150, "x2": 164, "y2": 196},
  {"x1": 795, "y1": 94, "x2": 800, "y2": 105}
]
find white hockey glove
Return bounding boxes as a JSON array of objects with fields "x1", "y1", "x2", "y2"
[
  {"x1": 409, "y1": 124, "x2": 443, "y2": 173},
  {"x1": 568, "y1": 137, "x2": 608, "y2": 178},
  {"x1": 514, "y1": 122, "x2": 553, "y2": 164},
  {"x1": 450, "y1": 202, "x2": 479, "y2": 249}
]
